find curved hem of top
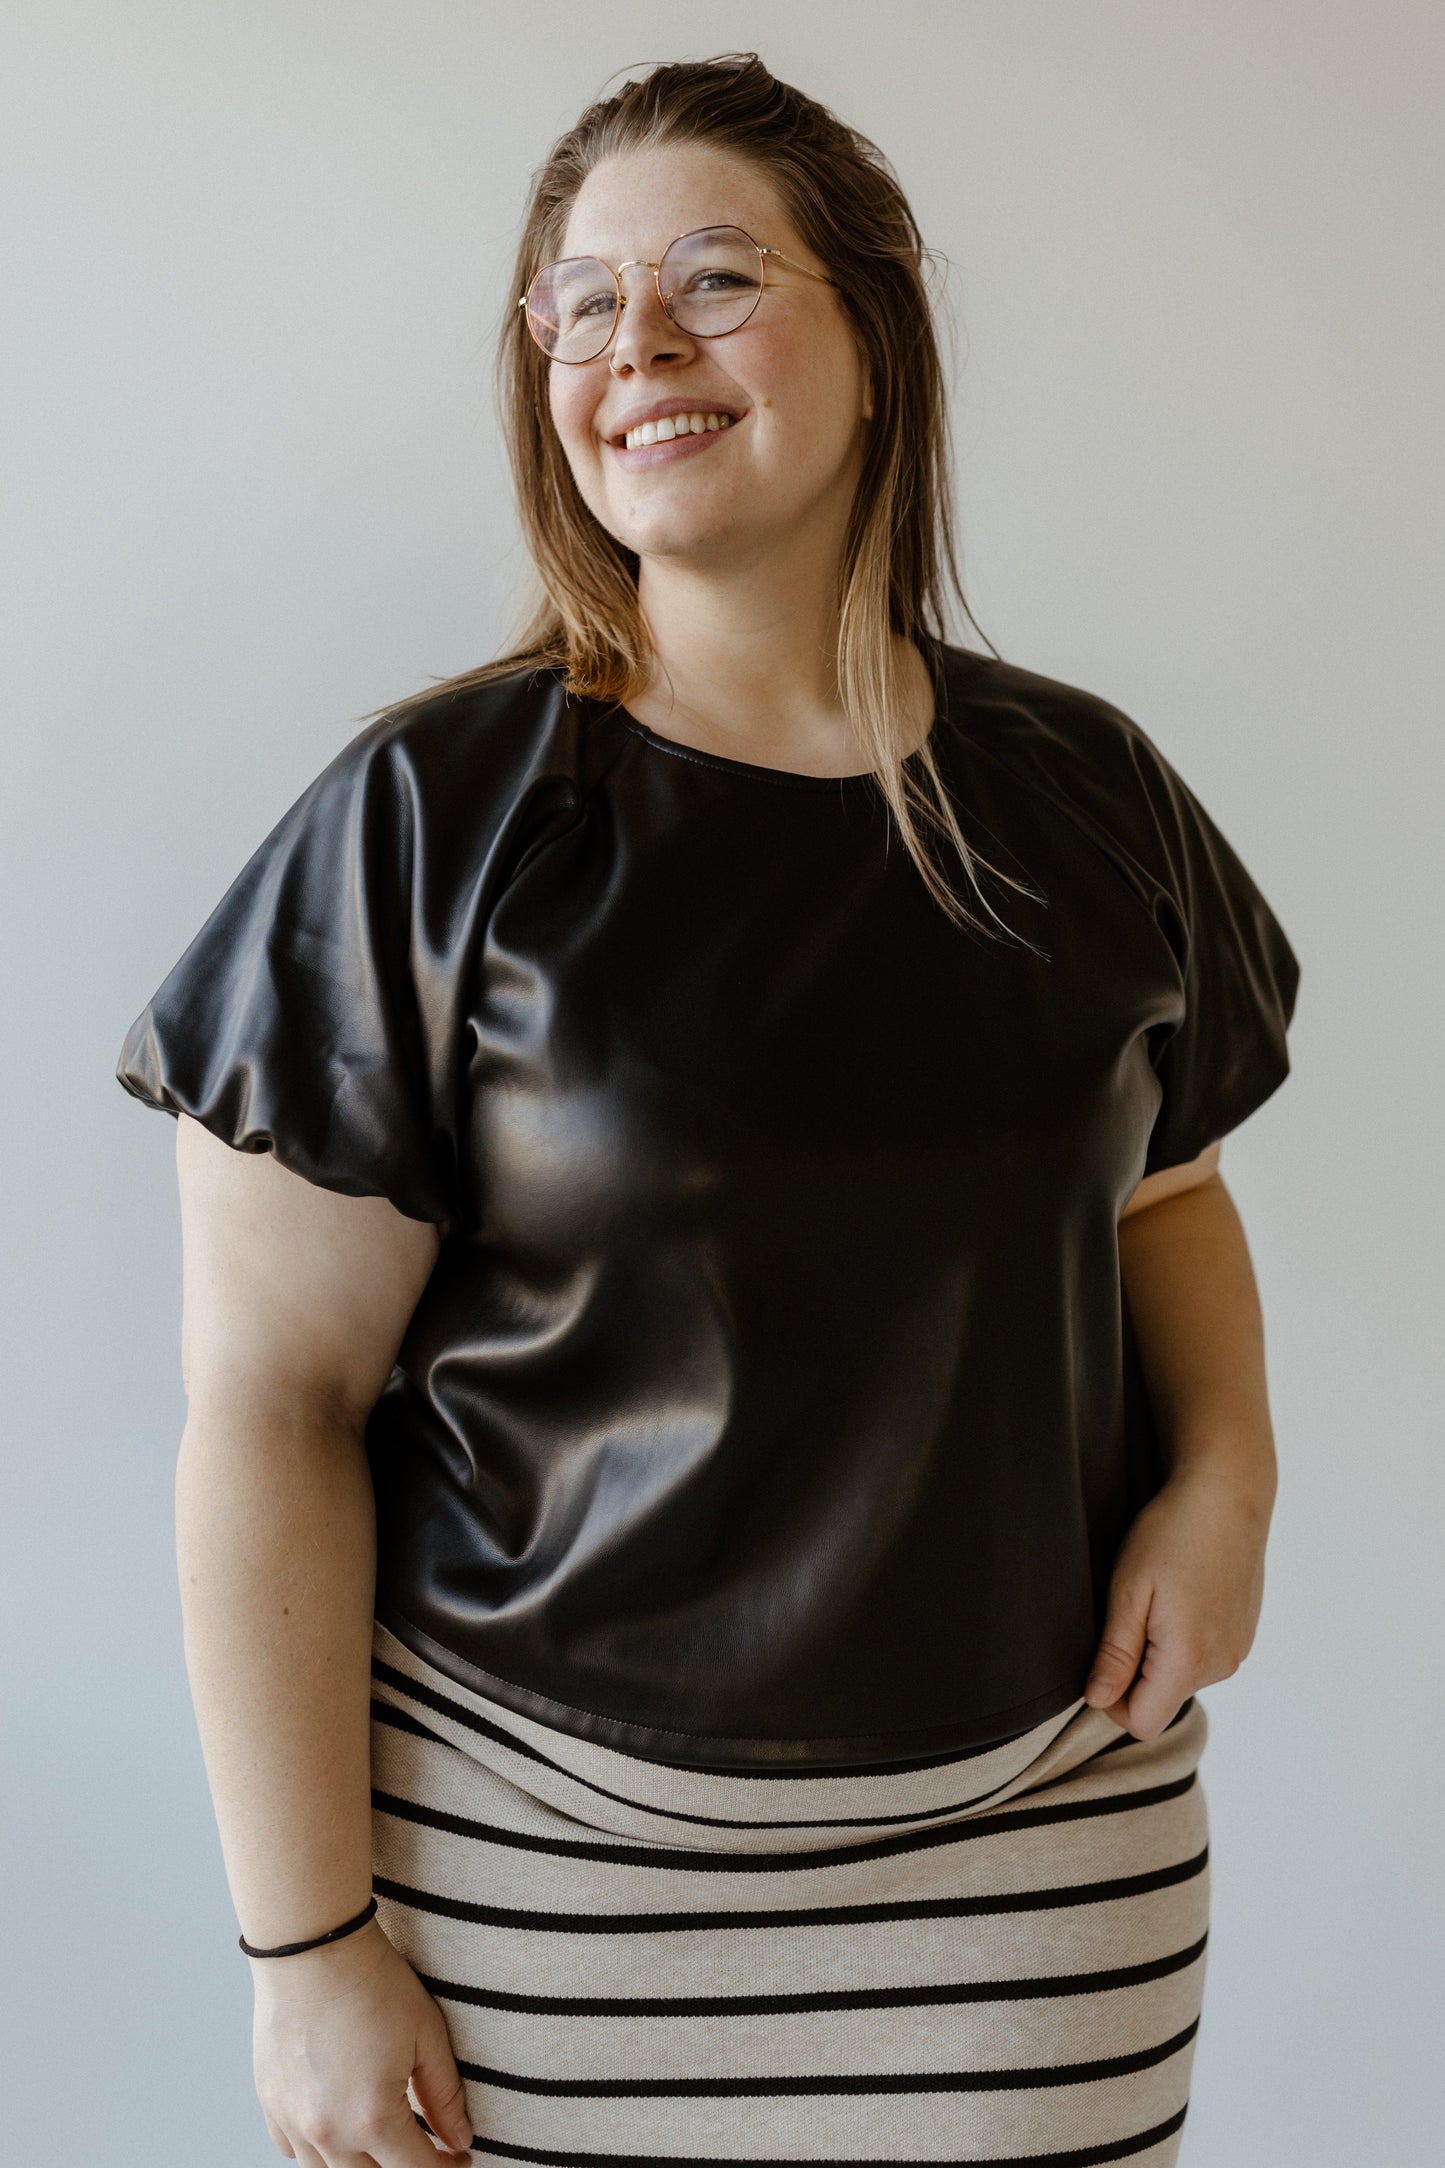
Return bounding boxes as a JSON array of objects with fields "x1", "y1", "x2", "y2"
[{"x1": 372, "y1": 1605, "x2": 1087, "y2": 1774}]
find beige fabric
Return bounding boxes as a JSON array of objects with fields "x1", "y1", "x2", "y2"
[{"x1": 370, "y1": 1618, "x2": 1210, "y2": 2165}]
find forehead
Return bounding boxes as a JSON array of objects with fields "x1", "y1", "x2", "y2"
[{"x1": 558, "y1": 143, "x2": 793, "y2": 262}]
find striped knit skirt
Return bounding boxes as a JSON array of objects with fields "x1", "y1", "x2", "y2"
[{"x1": 369, "y1": 1619, "x2": 1211, "y2": 2166}]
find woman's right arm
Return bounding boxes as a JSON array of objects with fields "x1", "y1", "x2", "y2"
[{"x1": 173, "y1": 1111, "x2": 475, "y2": 2165}]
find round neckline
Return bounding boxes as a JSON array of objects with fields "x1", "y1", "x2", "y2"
[
  {"x1": 616, "y1": 711, "x2": 882, "y2": 790},
  {"x1": 608, "y1": 636, "x2": 952, "y2": 792}
]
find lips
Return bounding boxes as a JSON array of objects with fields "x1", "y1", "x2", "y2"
[
  {"x1": 628, "y1": 411, "x2": 736, "y2": 450},
  {"x1": 604, "y1": 401, "x2": 748, "y2": 448}
]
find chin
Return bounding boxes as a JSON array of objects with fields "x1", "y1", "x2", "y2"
[{"x1": 610, "y1": 509, "x2": 751, "y2": 562}]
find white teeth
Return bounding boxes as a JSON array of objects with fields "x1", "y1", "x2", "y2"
[{"x1": 623, "y1": 411, "x2": 734, "y2": 450}]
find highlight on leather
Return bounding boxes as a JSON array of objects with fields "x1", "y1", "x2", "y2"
[{"x1": 116, "y1": 638, "x2": 1300, "y2": 1769}]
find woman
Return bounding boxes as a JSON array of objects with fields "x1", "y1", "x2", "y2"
[{"x1": 116, "y1": 53, "x2": 1300, "y2": 2168}]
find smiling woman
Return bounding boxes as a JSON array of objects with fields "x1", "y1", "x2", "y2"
[
  {"x1": 551, "y1": 169, "x2": 868, "y2": 608},
  {"x1": 115, "y1": 47, "x2": 1302, "y2": 2168},
  {"x1": 455, "y1": 55, "x2": 1003, "y2": 845}
]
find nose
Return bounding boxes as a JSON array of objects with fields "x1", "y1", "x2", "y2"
[{"x1": 606, "y1": 263, "x2": 694, "y2": 373}]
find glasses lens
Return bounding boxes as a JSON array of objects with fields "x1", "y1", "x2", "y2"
[
  {"x1": 526, "y1": 258, "x2": 617, "y2": 362},
  {"x1": 659, "y1": 227, "x2": 763, "y2": 337}
]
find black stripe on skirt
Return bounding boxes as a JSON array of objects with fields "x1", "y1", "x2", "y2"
[{"x1": 369, "y1": 1618, "x2": 1210, "y2": 2165}]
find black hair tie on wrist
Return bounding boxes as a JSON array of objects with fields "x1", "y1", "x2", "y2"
[{"x1": 239, "y1": 1893, "x2": 378, "y2": 1959}]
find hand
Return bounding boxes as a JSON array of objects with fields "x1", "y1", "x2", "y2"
[
  {"x1": 1083, "y1": 1463, "x2": 1273, "y2": 1740},
  {"x1": 249, "y1": 1916, "x2": 474, "y2": 2164}
]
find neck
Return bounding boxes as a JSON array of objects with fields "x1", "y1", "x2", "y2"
[
  {"x1": 636, "y1": 567, "x2": 845, "y2": 753},
  {"x1": 626, "y1": 525, "x2": 932, "y2": 776}
]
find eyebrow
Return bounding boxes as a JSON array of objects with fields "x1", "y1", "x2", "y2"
[{"x1": 553, "y1": 224, "x2": 755, "y2": 261}]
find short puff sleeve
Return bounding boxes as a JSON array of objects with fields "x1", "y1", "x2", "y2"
[
  {"x1": 115, "y1": 716, "x2": 459, "y2": 1227},
  {"x1": 1130, "y1": 736, "x2": 1302, "y2": 1176}
]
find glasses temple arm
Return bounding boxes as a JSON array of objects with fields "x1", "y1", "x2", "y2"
[{"x1": 760, "y1": 248, "x2": 837, "y2": 287}]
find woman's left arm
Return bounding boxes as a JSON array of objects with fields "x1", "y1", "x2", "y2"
[{"x1": 1087, "y1": 1140, "x2": 1279, "y2": 1738}]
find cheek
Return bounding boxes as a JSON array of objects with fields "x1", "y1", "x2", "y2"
[
  {"x1": 746, "y1": 326, "x2": 864, "y2": 457},
  {"x1": 549, "y1": 371, "x2": 602, "y2": 471}
]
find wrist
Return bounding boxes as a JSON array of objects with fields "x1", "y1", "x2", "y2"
[
  {"x1": 1162, "y1": 1448, "x2": 1277, "y2": 1519},
  {"x1": 246, "y1": 1913, "x2": 390, "y2": 1997},
  {"x1": 240, "y1": 1891, "x2": 380, "y2": 1966}
]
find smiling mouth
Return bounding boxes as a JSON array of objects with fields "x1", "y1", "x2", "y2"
[{"x1": 609, "y1": 410, "x2": 745, "y2": 456}]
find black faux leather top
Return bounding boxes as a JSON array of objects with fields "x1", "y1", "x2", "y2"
[{"x1": 115, "y1": 638, "x2": 1301, "y2": 1770}]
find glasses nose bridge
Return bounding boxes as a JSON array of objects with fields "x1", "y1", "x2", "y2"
[{"x1": 606, "y1": 256, "x2": 676, "y2": 351}]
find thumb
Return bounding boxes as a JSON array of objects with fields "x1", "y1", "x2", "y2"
[
  {"x1": 1085, "y1": 1585, "x2": 1150, "y2": 1706},
  {"x1": 412, "y1": 2010, "x2": 473, "y2": 2155}
]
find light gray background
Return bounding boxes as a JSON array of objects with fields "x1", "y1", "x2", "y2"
[{"x1": 4, "y1": 3, "x2": 1440, "y2": 2162}]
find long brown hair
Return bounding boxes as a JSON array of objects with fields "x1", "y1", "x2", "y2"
[{"x1": 369, "y1": 51, "x2": 1042, "y2": 942}]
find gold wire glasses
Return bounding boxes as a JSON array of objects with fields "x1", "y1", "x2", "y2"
[{"x1": 518, "y1": 224, "x2": 838, "y2": 364}]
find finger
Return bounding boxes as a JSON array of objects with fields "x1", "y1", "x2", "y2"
[
  {"x1": 280, "y1": 2091, "x2": 460, "y2": 2168},
  {"x1": 408, "y1": 2102, "x2": 474, "y2": 2159},
  {"x1": 412, "y1": 2107, "x2": 474, "y2": 2163},
  {"x1": 1095, "y1": 1696, "x2": 1133, "y2": 1731},
  {"x1": 356, "y1": 2097, "x2": 471, "y2": 2167},
  {"x1": 262, "y1": 2109, "x2": 297, "y2": 2157},
  {"x1": 1118, "y1": 1644, "x2": 1193, "y2": 1741},
  {"x1": 405, "y1": 2094, "x2": 474, "y2": 2163},
  {"x1": 278, "y1": 2131, "x2": 381, "y2": 2168},
  {"x1": 410, "y1": 2010, "x2": 476, "y2": 2157},
  {"x1": 1084, "y1": 1590, "x2": 1150, "y2": 1708},
  {"x1": 293, "y1": 2140, "x2": 383, "y2": 2168}
]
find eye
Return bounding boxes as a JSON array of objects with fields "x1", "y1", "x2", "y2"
[
  {"x1": 572, "y1": 290, "x2": 618, "y2": 322},
  {"x1": 684, "y1": 269, "x2": 757, "y2": 294}
]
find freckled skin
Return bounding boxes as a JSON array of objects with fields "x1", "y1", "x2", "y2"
[{"x1": 547, "y1": 143, "x2": 875, "y2": 577}]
